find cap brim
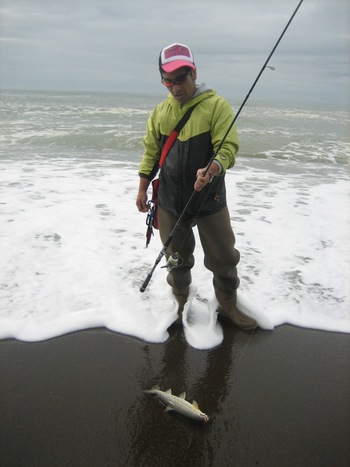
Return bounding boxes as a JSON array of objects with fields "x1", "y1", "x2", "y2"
[{"x1": 161, "y1": 60, "x2": 196, "y2": 73}]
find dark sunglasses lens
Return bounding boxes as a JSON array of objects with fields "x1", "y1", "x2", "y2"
[
  {"x1": 162, "y1": 79, "x2": 174, "y2": 87},
  {"x1": 162, "y1": 72, "x2": 190, "y2": 87}
]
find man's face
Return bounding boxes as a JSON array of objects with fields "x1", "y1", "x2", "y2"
[{"x1": 161, "y1": 67, "x2": 197, "y2": 104}]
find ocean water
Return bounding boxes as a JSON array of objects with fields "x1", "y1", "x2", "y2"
[{"x1": 1, "y1": 90, "x2": 349, "y2": 348}]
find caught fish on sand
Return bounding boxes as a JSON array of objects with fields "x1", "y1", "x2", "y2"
[{"x1": 144, "y1": 385, "x2": 209, "y2": 424}]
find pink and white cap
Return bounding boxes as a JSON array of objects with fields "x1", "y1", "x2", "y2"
[{"x1": 159, "y1": 43, "x2": 196, "y2": 73}]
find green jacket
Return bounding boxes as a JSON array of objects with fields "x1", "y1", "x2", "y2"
[{"x1": 139, "y1": 84, "x2": 239, "y2": 218}]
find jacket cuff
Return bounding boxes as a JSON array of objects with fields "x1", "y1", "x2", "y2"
[{"x1": 139, "y1": 172, "x2": 153, "y2": 181}]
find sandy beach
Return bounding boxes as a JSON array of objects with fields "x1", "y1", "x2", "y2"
[{"x1": 1, "y1": 323, "x2": 349, "y2": 467}]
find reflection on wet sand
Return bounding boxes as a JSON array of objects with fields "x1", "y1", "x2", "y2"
[
  {"x1": 1, "y1": 325, "x2": 349, "y2": 466},
  {"x1": 124, "y1": 323, "x2": 245, "y2": 466}
]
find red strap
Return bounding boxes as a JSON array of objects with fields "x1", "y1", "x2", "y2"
[
  {"x1": 159, "y1": 130, "x2": 179, "y2": 168},
  {"x1": 158, "y1": 103, "x2": 198, "y2": 168}
]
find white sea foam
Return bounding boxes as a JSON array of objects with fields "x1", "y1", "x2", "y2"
[
  {"x1": 0, "y1": 157, "x2": 349, "y2": 348},
  {"x1": 1, "y1": 91, "x2": 349, "y2": 348}
]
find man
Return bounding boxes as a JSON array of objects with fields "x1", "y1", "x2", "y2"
[{"x1": 136, "y1": 43, "x2": 256, "y2": 330}]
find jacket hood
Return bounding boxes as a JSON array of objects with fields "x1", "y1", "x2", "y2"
[{"x1": 193, "y1": 82, "x2": 213, "y2": 96}]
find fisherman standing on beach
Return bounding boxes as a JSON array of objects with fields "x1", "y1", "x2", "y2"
[{"x1": 136, "y1": 43, "x2": 256, "y2": 330}]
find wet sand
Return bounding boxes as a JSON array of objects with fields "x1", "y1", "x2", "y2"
[{"x1": 1, "y1": 323, "x2": 349, "y2": 467}]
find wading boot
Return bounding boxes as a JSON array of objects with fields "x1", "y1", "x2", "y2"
[
  {"x1": 172, "y1": 286, "x2": 189, "y2": 323},
  {"x1": 216, "y1": 292, "x2": 257, "y2": 330}
]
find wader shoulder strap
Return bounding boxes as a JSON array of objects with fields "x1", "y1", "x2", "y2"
[{"x1": 159, "y1": 103, "x2": 198, "y2": 168}]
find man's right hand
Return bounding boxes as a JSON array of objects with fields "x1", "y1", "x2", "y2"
[{"x1": 136, "y1": 190, "x2": 149, "y2": 212}]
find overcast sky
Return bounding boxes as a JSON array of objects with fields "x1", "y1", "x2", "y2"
[{"x1": 1, "y1": 0, "x2": 349, "y2": 108}]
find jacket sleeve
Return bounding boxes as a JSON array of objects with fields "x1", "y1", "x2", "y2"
[
  {"x1": 211, "y1": 97, "x2": 239, "y2": 172},
  {"x1": 138, "y1": 108, "x2": 161, "y2": 180}
]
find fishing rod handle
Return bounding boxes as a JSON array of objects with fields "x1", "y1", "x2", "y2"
[
  {"x1": 140, "y1": 273, "x2": 152, "y2": 292},
  {"x1": 140, "y1": 246, "x2": 168, "y2": 292}
]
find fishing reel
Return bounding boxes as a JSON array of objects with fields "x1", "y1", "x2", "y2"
[{"x1": 162, "y1": 252, "x2": 183, "y2": 271}]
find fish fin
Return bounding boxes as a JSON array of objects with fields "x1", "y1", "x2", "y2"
[
  {"x1": 165, "y1": 389, "x2": 172, "y2": 394},
  {"x1": 164, "y1": 406, "x2": 174, "y2": 412},
  {"x1": 179, "y1": 392, "x2": 186, "y2": 399},
  {"x1": 192, "y1": 400, "x2": 199, "y2": 409}
]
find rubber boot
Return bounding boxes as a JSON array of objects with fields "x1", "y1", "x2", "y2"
[
  {"x1": 172, "y1": 286, "x2": 189, "y2": 322},
  {"x1": 216, "y1": 291, "x2": 257, "y2": 330}
]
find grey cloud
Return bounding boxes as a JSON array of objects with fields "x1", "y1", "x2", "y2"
[{"x1": 0, "y1": 0, "x2": 349, "y2": 107}]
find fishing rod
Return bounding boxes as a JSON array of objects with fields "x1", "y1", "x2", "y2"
[{"x1": 140, "y1": 0, "x2": 304, "y2": 293}]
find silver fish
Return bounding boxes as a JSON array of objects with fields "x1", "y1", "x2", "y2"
[{"x1": 144, "y1": 385, "x2": 209, "y2": 423}]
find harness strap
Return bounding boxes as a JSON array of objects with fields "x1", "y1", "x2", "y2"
[{"x1": 159, "y1": 103, "x2": 198, "y2": 168}]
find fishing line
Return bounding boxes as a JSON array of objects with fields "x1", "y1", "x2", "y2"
[
  {"x1": 140, "y1": 0, "x2": 304, "y2": 293},
  {"x1": 236, "y1": 325, "x2": 258, "y2": 364}
]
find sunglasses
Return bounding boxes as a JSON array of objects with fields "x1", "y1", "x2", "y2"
[{"x1": 161, "y1": 70, "x2": 192, "y2": 87}]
